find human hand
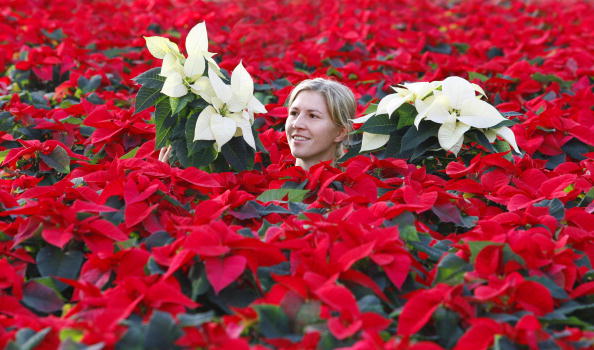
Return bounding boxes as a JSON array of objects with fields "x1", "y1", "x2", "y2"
[{"x1": 158, "y1": 145, "x2": 172, "y2": 163}]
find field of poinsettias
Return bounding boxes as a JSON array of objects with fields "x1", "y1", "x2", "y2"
[{"x1": 1, "y1": 0, "x2": 594, "y2": 348}]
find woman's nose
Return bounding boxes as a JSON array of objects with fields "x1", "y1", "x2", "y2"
[{"x1": 291, "y1": 112, "x2": 307, "y2": 129}]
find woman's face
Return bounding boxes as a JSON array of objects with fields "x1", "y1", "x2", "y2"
[{"x1": 286, "y1": 90, "x2": 346, "y2": 170}]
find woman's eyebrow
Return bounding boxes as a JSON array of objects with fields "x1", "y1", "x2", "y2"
[{"x1": 290, "y1": 107, "x2": 322, "y2": 114}]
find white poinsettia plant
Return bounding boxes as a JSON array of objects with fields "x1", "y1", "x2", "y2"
[
  {"x1": 353, "y1": 76, "x2": 520, "y2": 158},
  {"x1": 134, "y1": 22, "x2": 267, "y2": 170}
]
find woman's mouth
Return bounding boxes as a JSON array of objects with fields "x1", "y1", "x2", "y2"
[{"x1": 292, "y1": 135, "x2": 310, "y2": 142}]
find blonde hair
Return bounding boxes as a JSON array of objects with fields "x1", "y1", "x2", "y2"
[{"x1": 286, "y1": 78, "x2": 355, "y2": 158}]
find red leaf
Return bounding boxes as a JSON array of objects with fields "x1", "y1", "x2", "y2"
[
  {"x1": 185, "y1": 226, "x2": 231, "y2": 257},
  {"x1": 410, "y1": 342, "x2": 445, "y2": 350},
  {"x1": 403, "y1": 186, "x2": 438, "y2": 212},
  {"x1": 337, "y1": 241, "x2": 375, "y2": 271},
  {"x1": 515, "y1": 280, "x2": 553, "y2": 316},
  {"x1": 340, "y1": 270, "x2": 389, "y2": 302},
  {"x1": 125, "y1": 202, "x2": 158, "y2": 228},
  {"x1": 327, "y1": 316, "x2": 362, "y2": 340},
  {"x1": 178, "y1": 167, "x2": 221, "y2": 187},
  {"x1": 42, "y1": 226, "x2": 73, "y2": 248},
  {"x1": 570, "y1": 281, "x2": 594, "y2": 298},
  {"x1": 163, "y1": 249, "x2": 196, "y2": 280},
  {"x1": 539, "y1": 174, "x2": 576, "y2": 198},
  {"x1": 507, "y1": 193, "x2": 540, "y2": 211},
  {"x1": 72, "y1": 200, "x2": 118, "y2": 213},
  {"x1": 382, "y1": 254, "x2": 411, "y2": 289},
  {"x1": 147, "y1": 279, "x2": 199, "y2": 309},
  {"x1": 205, "y1": 255, "x2": 247, "y2": 294},
  {"x1": 474, "y1": 245, "x2": 502, "y2": 277},
  {"x1": 360, "y1": 312, "x2": 391, "y2": 333},
  {"x1": 453, "y1": 319, "x2": 500, "y2": 350},
  {"x1": 85, "y1": 218, "x2": 128, "y2": 241},
  {"x1": 397, "y1": 285, "x2": 452, "y2": 336},
  {"x1": 316, "y1": 283, "x2": 359, "y2": 315}
]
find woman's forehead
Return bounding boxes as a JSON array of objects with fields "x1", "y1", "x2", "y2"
[{"x1": 291, "y1": 90, "x2": 328, "y2": 111}]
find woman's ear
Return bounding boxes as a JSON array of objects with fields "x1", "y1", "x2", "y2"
[{"x1": 334, "y1": 127, "x2": 348, "y2": 143}]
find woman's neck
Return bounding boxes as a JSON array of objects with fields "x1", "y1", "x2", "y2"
[{"x1": 295, "y1": 157, "x2": 335, "y2": 171}]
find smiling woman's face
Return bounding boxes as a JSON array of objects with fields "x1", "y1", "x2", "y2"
[{"x1": 286, "y1": 90, "x2": 346, "y2": 170}]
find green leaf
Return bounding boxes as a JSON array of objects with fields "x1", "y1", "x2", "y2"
[
  {"x1": 434, "y1": 308, "x2": 463, "y2": 348},
  {"x1": 399, "y1": 121, "x2": 440, "y2": 158},
  {"x1": 468, "y1": 241, "x2": 503, "y2": 264},
  {"x1": 395, "y1": 103, "x2": 417, "y2": 129},
  {"x1": 360, "y1": 114, "x2": 397, "y2": 134},
  {"x1": 501, "y1": 244, "x2": 525, "y2": 266},
  {"x1": 424, "y1": 43, "x2": 452, "y2": 54},
  {"x1": 562, "y1": 138, "x2": 591, "y2": 161},
  {"x1": 173, "y1": 94, "x2": 194, "y2": 115},
  {"x1": 501, "y1": 111, "x2": 523, "y2": 118},
  {"x1": 465, "y1": 129, "x2": 496, "y2": 153},
  {"x1": 145, "y1": 311, "x2": 183, "y2": 350},
  {"x1": 453, "y1": 42, "x2": 469, "y2": 54},
  {"x1": 61, "y1": 116, "x2": 83, "y2": 125},
  {"x1": 154, "y1": 99, "x2": 173, "y2": 149},
  {"x1": 434, "y1": 254, "x2": 472, "y2": 285},
  {"x1": 493, "y1": 336, "x2": 517, "y2": 350},
  {"x1": 135, "y1": 85, "x2": 163, "y2": 114},
  {"x1": 363, "y1": 103, "x2": 378, "y2": 115},
  {"x1": 0, "y1": 149, "x2": 9, "y2": 163},
  {"x1": 534, "y1": 198, "x2": 565, "y2": 221},
  {"x1": 468, "y1": 71, "x2": 489, "y2": 82},
  {"x1": 487, "y1": 47, "x2": 504, "y2": 59},
  {"x1": 185, "y1": 111, "x2": 199, "y2": 156},
  {"x1": 221, "y1": 136, "x2": 254, "y2": 171},
  {"x1": 178, "y1": 311, "x2": 215, "y2": 327},
  {"x1": 257, "y1": 188, "x2": 309, "y2": 202},
  {"x1": 527, "y1": 276, "x2": 569, "y2": 299},
  {"x1": 42, "y1": 28, "x2": 66, "y2": 41},
  {"x1": 169, "y1": 97, "x2": 180, "y2": 114},
  {"x1": 132, "y1": 67, "x2": 166, "y2": 89},
  {"x1": 77, "y1": 74, "x2": 102, "y2": 93},
  {"x1": 531, "y1": 72, "x2": 565, "y2": 85},
  {"x1": 115, "y1": 317, "x2": 144, "y2": 350},
  {"x1": 6, "y1": 328, "x2": 51, "y2": 350},
  {"x1": 36, "y1": 246, "x2": 84, "y2": 291},
  {"x1": 400, "y1": 225, "x2": 419, "y2": 242},
  {"x1": 60, "y1": 328, "x2": 84, "y2": 343},
  {"x1": 254, "y1": 304, "x2": 291, "y2": 338},
  {"x1": 494, "y1": 139, "x2": 514, "y2": 160},
  {"x1": 120, "y1": 146, "x2": 139, "y2": 159},
  {"x1": 491, "y1": 119, "x2": 518, "y2": 128},
  {"x1": 295, "y1": 301, "x2": 321, "y2": 329},
  {"x1": 39, "y1": 145, "x2": 71, "y2": 173},
  {"x1": 22, "y1": 279, "x2": 64, "y2": 313}
]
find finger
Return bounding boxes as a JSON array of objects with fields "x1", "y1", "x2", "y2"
[{"x1": 161, "y1": 145, "x2": 172, "y2": 162}]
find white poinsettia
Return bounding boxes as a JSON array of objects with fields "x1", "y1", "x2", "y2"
[
  {"x1": 183, "y1": 22, "x2": 220, "y2": 80},
  {"x1": 144, "y1": 36, "x2": 182, "y2": 60},
  {"x1": 193, "y1": 62, "x2": 267, "y2": 151},
  {"x1": 354, "y1": 76, "x2": 520, "y2": 155},
  {"x1": 143, "y1": 22, "x2": 222, "y2": 98},
  {"x1": 413, "y1": 76, "x2": 511, "y2": 154},
  {"x1": 355, "y1": 81, "x2": 441, "y2": 152}
]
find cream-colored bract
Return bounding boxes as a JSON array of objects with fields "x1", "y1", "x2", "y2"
[
  {"x1": 193, "y1": 63, "x2": 266, "y2": 151},
  {"x1": 355, "y1": 76, "x2": 520, "y2": 155},
  {"x1": 144, "y1": 22, "x2": 218, "y2": 98},
  {"x1": 143, "y1": 22, "x2": 266, "y2": 151}
]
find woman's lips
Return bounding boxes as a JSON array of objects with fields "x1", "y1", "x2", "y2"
[{"x1": 291, "y1": 135, "x2": 310, "y2": 142}]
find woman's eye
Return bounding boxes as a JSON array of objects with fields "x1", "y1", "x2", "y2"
[{"x1": 310, "y1": 114, "x2": 318, "y2": 119}]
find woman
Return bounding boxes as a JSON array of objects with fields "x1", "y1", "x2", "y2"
[
  {"x1": 160, "y1": 78, "x2": 355, "y2": 170},
  {"x1": 285, "y1": 78, "x2": 355, "y2": 170}
]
